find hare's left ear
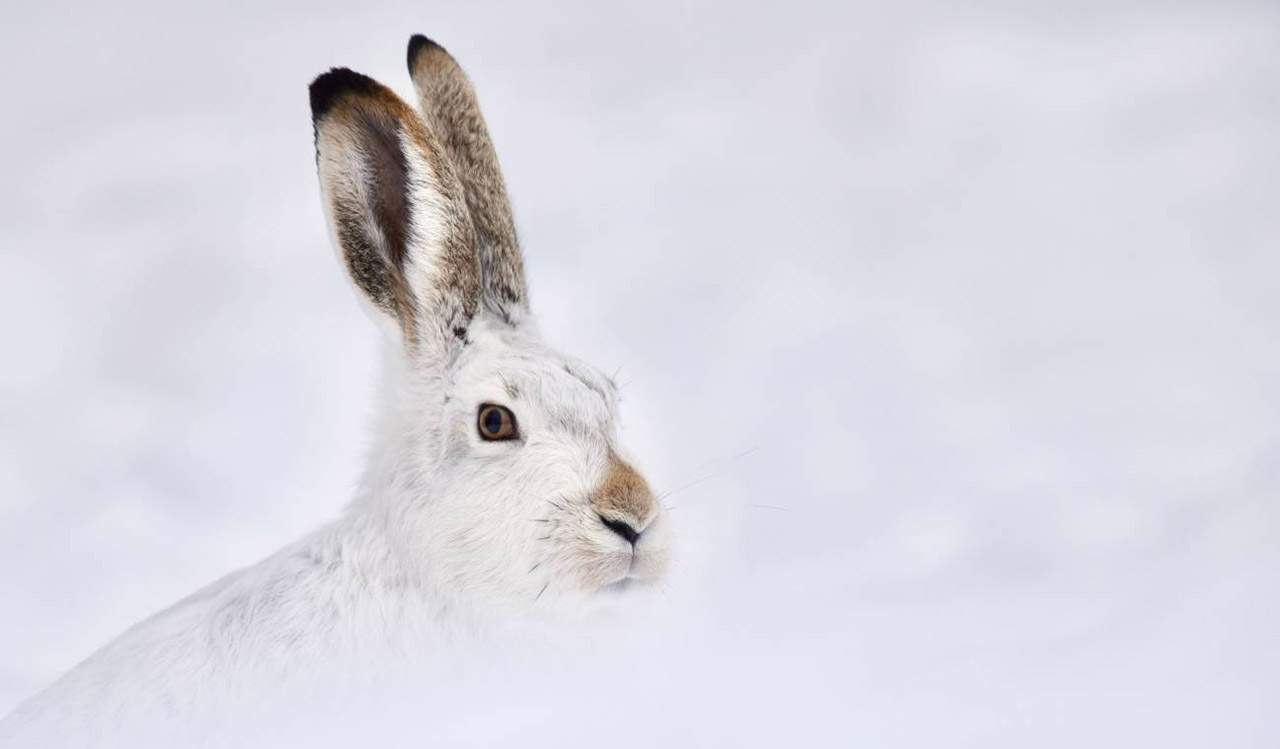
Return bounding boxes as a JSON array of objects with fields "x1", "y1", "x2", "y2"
[
  {"x1": 310, "y1": 68, "x2": 481, "y2": 355},
  {"x1": 407, "y1": 35, "x2": 528, "y2": 325}
]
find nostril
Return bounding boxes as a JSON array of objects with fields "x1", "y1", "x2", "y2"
[{"x1": 599, "y1": 514, "x2": 641, "y2": 546}]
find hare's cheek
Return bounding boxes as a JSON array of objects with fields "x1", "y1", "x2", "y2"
[
  {"x1": 631, "y1": 518, "x2": 672, "y2": 583},
  {"x1": 562, "y1": 543, "x2": 629, "y2": 593},
  {"x1": 632, "y1": 542, "x2": 671, "y2": 583}
]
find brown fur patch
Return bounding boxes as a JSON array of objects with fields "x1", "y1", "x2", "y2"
[{"x1": 590, "y1": 452, "x2": 655, "y2": 528}]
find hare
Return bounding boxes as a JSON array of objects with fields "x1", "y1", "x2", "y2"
[{"x1": 1, "y1": 35, "x2": 669, "y2": 740}]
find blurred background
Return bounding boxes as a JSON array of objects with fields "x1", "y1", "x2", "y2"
[{"x1": 1, "y1": 0, "x2": 1278, "y2": 744}]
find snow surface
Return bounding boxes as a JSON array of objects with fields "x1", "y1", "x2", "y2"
[{"x1": 1, "y1": 0, "x2": 1278, "y2": 745}]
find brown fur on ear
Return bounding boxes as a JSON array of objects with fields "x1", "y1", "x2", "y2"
[
  {"x1": 407, "y1": 36, "x2": 527, "y2": 323},
  {"x1": 310, "y1": 67, "x2": 481, "y2": 348}
]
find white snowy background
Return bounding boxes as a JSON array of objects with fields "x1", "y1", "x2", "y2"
[{"x1": 1, "y1": 0, "x2": 1278, "y2": 745}]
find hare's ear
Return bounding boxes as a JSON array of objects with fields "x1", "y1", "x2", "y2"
[
  {"x1": 406, "y1": 36, "x2": 527, "y2": 325},
  {"x1": 310, "y1": 68, "x2": 480, "y2": 353}
]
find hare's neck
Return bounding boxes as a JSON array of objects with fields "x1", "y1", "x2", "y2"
[
  {"x1": 353, "y1": 343, "x2": 444, "y2": 503},
  {"x1": 338, "y1": 347, "x2": 451, "y2": 593}
]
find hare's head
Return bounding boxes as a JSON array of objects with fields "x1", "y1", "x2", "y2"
[{"x1": 309, "y1": 37, "x2": 669, "y2": 607}]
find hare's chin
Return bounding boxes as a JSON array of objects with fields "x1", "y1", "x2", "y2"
[
  {"x1": 598, "y1": 575, "x2": 658, "y2": 596},
  {"x1": 600, "y1": 577, "x2": 636, "y2": 595}
]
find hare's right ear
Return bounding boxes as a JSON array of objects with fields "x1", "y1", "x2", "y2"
[{"x1": 309, "y1": 68, "x2": 480, "y2": 353}]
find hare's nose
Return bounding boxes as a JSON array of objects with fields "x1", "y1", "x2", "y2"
[{"x1": 599, "y1": 514, "x2": 641, "y2": 546}]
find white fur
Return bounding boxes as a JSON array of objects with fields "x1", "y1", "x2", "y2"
[
  {"x1": 1, "y1": 315, "x2": 670, "y2": 744},
  {"x1": 2, "y1": 71, "x2": 669, "y2": 741}
]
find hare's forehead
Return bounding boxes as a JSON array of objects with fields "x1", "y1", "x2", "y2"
[{"x1": 453, "y1": 335, "x2": 619, "y2": 423}]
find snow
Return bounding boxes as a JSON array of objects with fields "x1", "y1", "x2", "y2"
[{"x1": 1, "y1": 0, "x2": 1278, "y2": 744}]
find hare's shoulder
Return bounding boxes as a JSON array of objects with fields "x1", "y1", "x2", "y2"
[{"x1": 3, "y1": 530, "x2": 357, "y2": 736}]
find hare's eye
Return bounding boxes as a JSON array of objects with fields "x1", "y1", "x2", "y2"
[{"x1": 477, "y1": 404, "x2": 519, "y2": 441}]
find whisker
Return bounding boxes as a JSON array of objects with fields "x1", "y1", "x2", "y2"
[
  {"x1": 748, "y1": 503, "x2": 791, "y2": 512},
  {"x1": 689, "y1": 446, "x2": 760, "y2": 476},
  {"x1": 534, "y1": 581, "x2": 550, "y2": 602},
  {"x1": 657, "y1": 472, "x2": 720, "y2": 500},
  {"x1": 656, "y1": 446, "x2": 761, "y2": 505}
]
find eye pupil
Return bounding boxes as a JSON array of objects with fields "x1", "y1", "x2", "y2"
[{"x1": 484, "y1": 408, "x2": 503, "y2": 435}]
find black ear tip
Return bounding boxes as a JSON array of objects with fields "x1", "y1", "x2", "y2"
[
  {"x1": 407, "y1": 34, "x2": 446, "y2": 70},
  {"x1": 309, "y1": 67, "x2": 380, "y2": 121}
]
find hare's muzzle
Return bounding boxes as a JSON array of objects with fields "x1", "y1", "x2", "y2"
[{"x1": 590, "y1": 453, "x2": 658, "y2": 544}]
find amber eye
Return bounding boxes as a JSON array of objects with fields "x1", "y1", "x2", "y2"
[{"x1": 477, "y1": 404, "x2": 519, "y2": 441}]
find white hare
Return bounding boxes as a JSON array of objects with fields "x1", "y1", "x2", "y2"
[{"x1": 1, "y1": 35, "x2": 669, "y2": 741}]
